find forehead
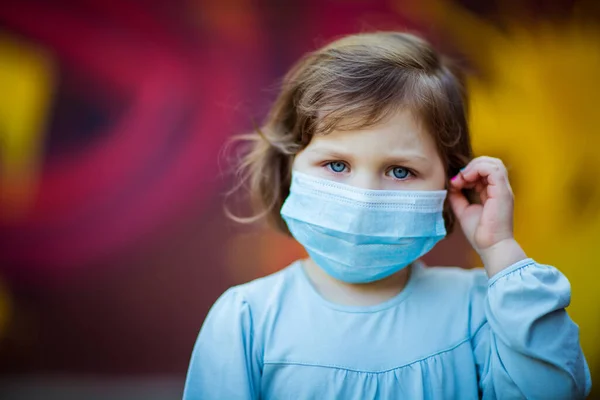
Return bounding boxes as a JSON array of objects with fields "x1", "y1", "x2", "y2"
[{"x1": 309, "y1": 109, "x2": 438, "y2": 157}]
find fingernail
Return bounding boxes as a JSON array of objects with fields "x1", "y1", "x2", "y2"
[
  {"x1": 460, "y1": 166, "x2": 467, "y2": 172},
  {"x1": 451, "y1": 175, "x2": 458, "y2": 181}
]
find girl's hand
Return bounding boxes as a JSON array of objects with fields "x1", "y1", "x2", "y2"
[{"x1": 449, "y1": 156, "x2": 527, "y2": 277}]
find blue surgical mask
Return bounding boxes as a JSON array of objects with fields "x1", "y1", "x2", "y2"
[{"x1": 280, "y1": 171, "x2": 447, "y2": 283}]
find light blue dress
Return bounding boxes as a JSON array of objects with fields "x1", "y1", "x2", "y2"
[{"x1": 183, "y1": 259, "x2": 591, "y2": 399}]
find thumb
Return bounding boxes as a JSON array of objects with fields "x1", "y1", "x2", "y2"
[{"x1": 448, "y1": 188, "x2": 469, "y2": 220}]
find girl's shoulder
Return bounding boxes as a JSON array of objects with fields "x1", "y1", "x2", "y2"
[
  {"x1": 411, "y1": 262, "x2": 489, "y2": 309},
  {"x1": 411, "y1": 263, "x2": 489, "y2": 332},
  {"x1": 212, "y1": 260, "x2": 304, "y2": 318}
]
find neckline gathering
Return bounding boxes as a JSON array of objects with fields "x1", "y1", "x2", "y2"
[{"x1": 293, "y1": 259, "x2": 423, "y2": 313}]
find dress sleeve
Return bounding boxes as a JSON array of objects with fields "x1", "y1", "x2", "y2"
[
  {"x1": 183, "y1": 288, "x2": 261, "y2": 400},
  {"x1": 470, "y1": 258, "x2": 592, "y2": 399}
]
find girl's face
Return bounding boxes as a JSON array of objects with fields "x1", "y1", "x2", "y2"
[{"x1": 293, "y1": 110, "x2": 447, "y2": 191}]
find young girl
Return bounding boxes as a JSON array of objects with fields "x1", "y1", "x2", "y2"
[{"x1": 183, "y1": 32, "x2": 591, "y2": 399}]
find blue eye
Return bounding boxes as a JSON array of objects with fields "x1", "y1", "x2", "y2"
[
  {"x1": 391, "y1": 167, "x2": 410, "y2": 180},
  {"x1": 327, "y1": 162, "x2": 347, "y2": 173}
]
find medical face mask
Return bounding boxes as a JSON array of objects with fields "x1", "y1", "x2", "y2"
[{"x1": 280, "y1": 171, "x2": 447, "y2": 283}]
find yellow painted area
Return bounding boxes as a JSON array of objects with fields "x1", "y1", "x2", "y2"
[
  {"x1": 399, "y1": 0, "x2": 600, "y2": 383},
  {"x1": 0, "y1": 32, "x2": 55, "y2": 220},
  {"x1": 468, "y1": 28, "x2": 600, "y2": 375}
]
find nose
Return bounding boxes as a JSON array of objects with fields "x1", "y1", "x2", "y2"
[{"x1": 350, "y1": 170, "x2": 382, "y2": 190}]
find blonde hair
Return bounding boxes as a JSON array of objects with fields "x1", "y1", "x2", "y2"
[{"x1": 228, "y1": 31, "x2": 473, "y2": 234}]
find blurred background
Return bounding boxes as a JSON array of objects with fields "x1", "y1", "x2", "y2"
[{"x1": 0, "y1": 0, "x2": 599, "y2": 398}]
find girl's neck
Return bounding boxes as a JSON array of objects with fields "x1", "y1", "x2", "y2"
[{"x1": 301, "y1": 258, "x2": 412, "y2": 307}]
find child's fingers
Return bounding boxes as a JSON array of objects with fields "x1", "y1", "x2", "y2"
[
  {"x1": 461, "y1": 157, "x2": 509, "y2": 187},
  {"x1": 461, "y1": 156, "x2": 505, "y2": 175},
  {"x1": 449, "y1": 156, "x2": 499, "y2": 188},
  {"x1": 462, "y1": 160, "x2": 505, "y2": 182},
  {"x1": 449, "y1": 169, "x2": 481, "y2": 190},
  {"x1": 452, "y1": 158, "x2": 512, "y2": 200},
  {"x1": 449, "y1": 169, "x2": 477, "y2": 189},
  {"x1": 448, "y1": 187, "x2": 470, "y2": 219},
  {"x1": 449, "y1": 172, "x2": 467, "y2": 189}
]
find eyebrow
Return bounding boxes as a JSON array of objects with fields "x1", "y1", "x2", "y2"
[
  {"x1": 308, "y1": 147, "x2": 353, "y2": 160},
  {"x1": 308, "y1": 147, "x2": 429, "y2": 163}
]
